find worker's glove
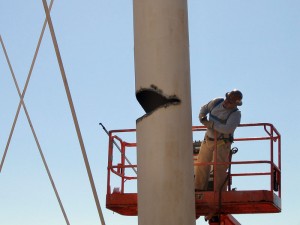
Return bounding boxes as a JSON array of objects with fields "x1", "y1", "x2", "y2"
[
  {"x1": 200, "y1": 116, "x2": 214, "y2": 129},
  {"x1": 200, "y1": 116, "x2": 208, "y2": 123}
]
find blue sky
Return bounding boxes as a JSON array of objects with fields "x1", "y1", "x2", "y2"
[{"x1": 1, "y1": 0, "x2": 299, "y2": 225}]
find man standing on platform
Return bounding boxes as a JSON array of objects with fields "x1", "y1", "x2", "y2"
[{"x1": 194, "y1": 89, "x2": 243, "y2": 192}]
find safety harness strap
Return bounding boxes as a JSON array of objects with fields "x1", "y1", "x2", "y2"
[{"x1": 209, "y1": 99, "x2": 238, "y2": 142}]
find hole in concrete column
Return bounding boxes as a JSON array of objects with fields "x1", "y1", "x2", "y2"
[{"x1": 136, "y1": 85, "x2": 181, "y2": 114}]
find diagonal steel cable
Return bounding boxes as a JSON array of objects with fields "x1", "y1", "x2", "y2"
[
  {"x1": 41, "y1": 0, "x2": 106, "y2": 224},
  {"x1": 0, "y1": 0, "x2": 54, "y2": 172},
  {"x1": 0, "y1": 1, "x2": 71, "y2": 225}
]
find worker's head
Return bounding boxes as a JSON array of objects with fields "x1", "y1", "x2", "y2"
[{"x1": 225, "y1": 89, "x2": 243, "y2": 107}]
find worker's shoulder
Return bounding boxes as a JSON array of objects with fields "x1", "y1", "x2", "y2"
[{"x1": 211, "y1": 97, "x2": 224, "y2": 106}]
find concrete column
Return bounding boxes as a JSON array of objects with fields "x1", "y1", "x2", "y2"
[{"x1": 133, "y1": 0, "x2": 196, "y2": 225}]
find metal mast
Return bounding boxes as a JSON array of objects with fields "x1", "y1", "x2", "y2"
[{"x1": 133, "y1": 0, "x2": 196, "y2": 225}]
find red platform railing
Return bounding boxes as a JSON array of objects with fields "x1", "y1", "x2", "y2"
[{"x1": 106, "y1": 123, "x2": 281, "y2": 216}]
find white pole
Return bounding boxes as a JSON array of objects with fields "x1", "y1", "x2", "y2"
[{"x1": 133, "y1": 0, "x2": 196, "y2": 224}]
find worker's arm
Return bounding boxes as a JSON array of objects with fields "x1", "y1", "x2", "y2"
[{"x1": 198, "y1": 98, "x2": 223, "y2": 121}]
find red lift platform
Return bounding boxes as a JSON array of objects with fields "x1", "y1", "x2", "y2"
[{"x1": 105, "y1": 123, "x2": 281, "y2": 223}]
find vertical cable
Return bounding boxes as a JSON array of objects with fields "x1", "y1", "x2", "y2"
[{"x1": 41, "y1": 0, "x2": 106, "y2": 224}]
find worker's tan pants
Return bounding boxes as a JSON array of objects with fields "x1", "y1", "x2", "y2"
[{"x1": 194, "y1": 139, "x2": 231, "y2": 191}]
